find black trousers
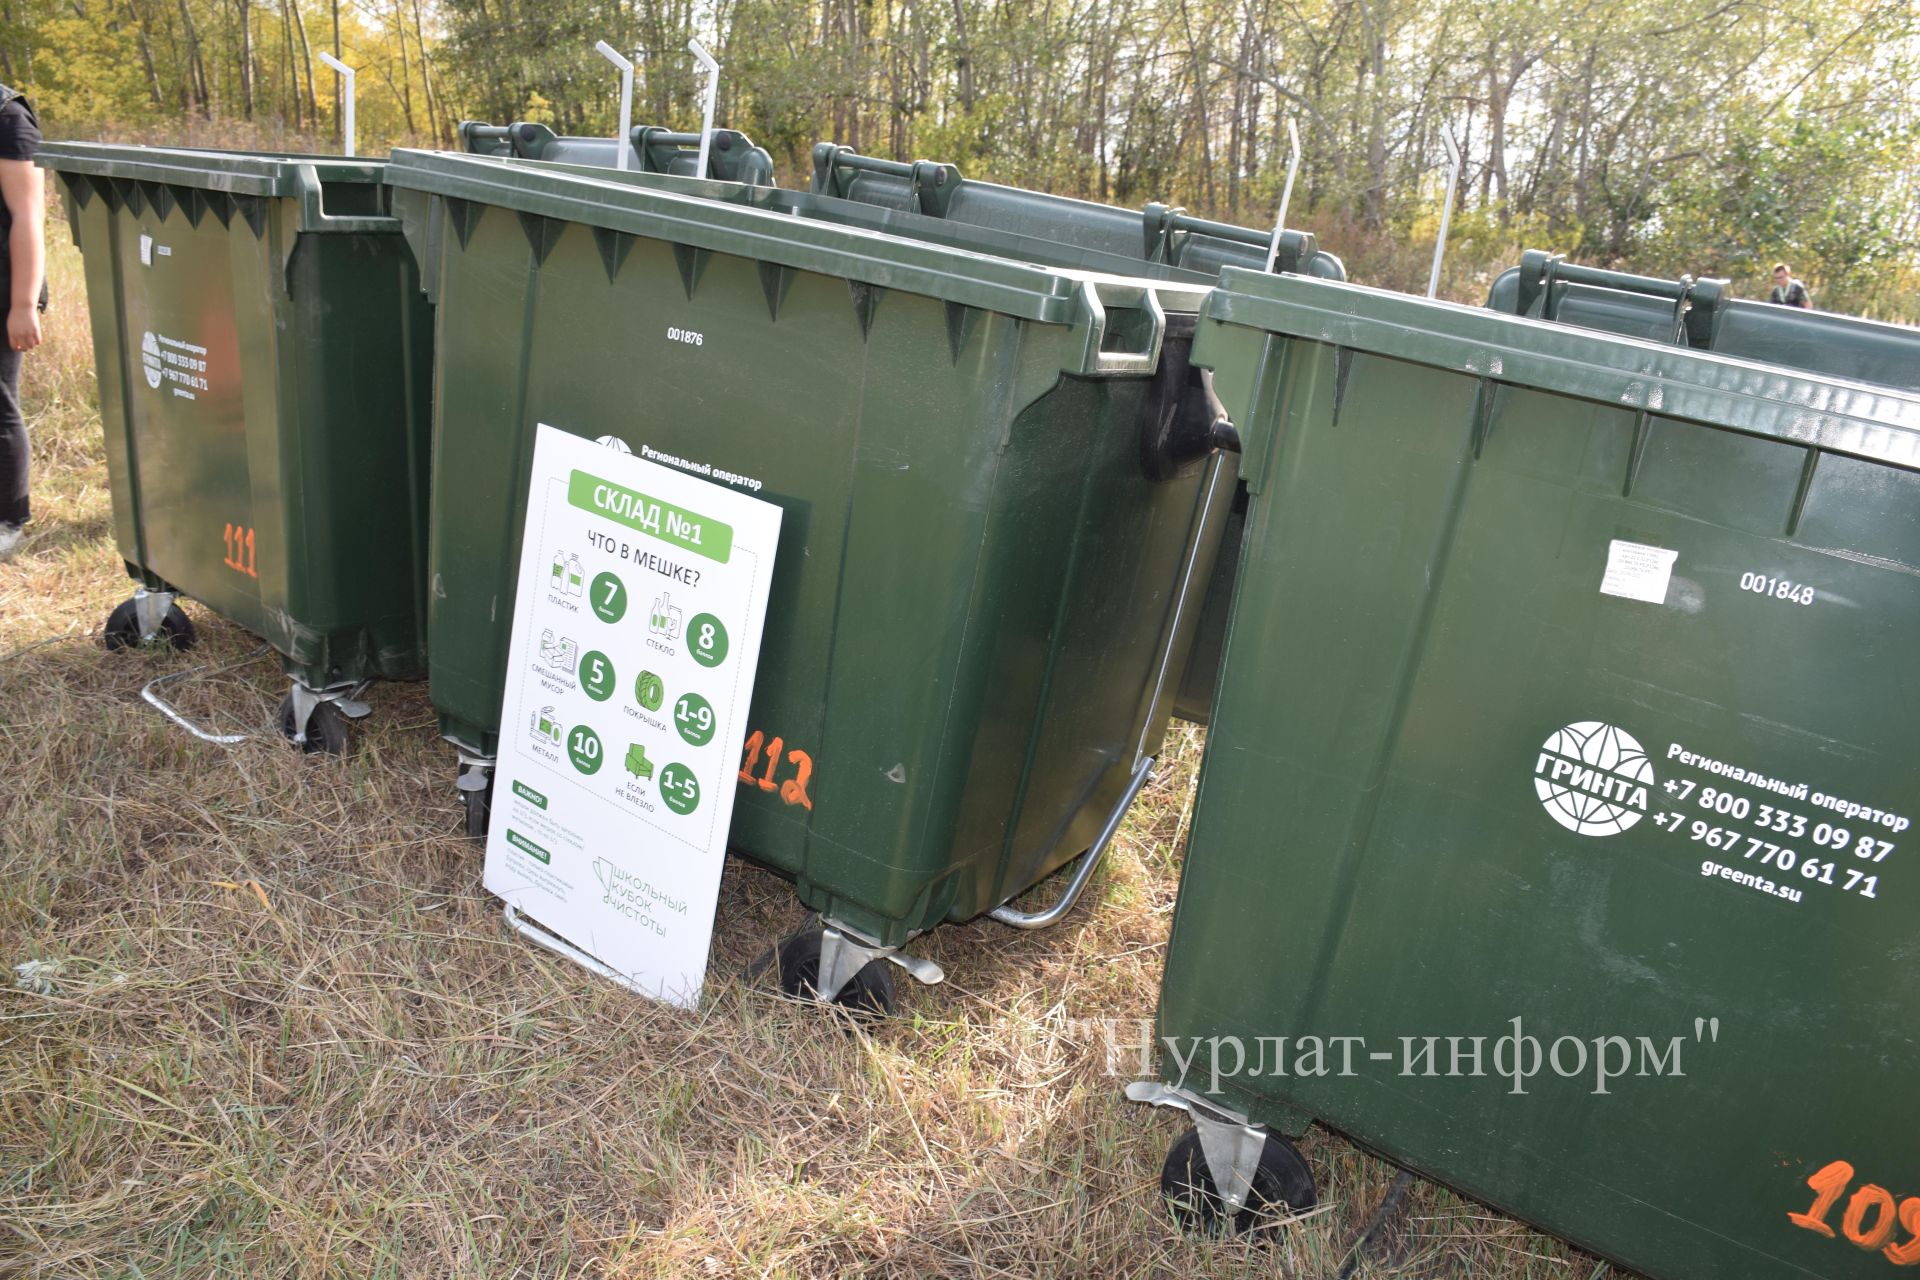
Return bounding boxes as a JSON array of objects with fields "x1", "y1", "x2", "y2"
[{"x1": 0, "y1": 344, "x2": 23, "y2": 525}]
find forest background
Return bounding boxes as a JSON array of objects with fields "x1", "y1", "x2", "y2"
[{"x1": 5, "y1": 0, "x2": 1919, "y2": 315}]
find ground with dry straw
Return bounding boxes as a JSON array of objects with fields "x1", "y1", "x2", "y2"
[{"x1": 0, "y1": 217, "x2": 1626, "y2": 1278}]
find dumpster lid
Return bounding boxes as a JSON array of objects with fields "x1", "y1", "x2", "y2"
[
  {"x1": 383, "y1": 148, "x2": 1204, "y2": 325},
  {"x1": 35, "y1": 142, "x2": 387, "y2": 197},
  {"x1": 1207, "y1": 268, "x2": 1920, "y2": 473}
]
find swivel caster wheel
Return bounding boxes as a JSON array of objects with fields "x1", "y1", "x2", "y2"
[
  {"x1": 276, "y1": 695, "x2": 349, "y2": 755},
  {"x1": 103, "y1": 596, "x2": 195, "y2": 651},
  {"x1": 1161, "y1": 1125, "x2": 1316, "y2": 1238},
  {"x1": 460, "y1": 771, "x2": 494, "y2": 840},
  {"x1": 775, "y1": 927, "x2": 897, "y2": 1020}
]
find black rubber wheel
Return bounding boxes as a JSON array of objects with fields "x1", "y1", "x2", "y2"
[
  {"x1": 276, "y1": 695, "x2": 349, "y2": 756},
  {"x1": 775, "y1": 928, "x2": 897, "y2": 1019},
  {"x1": 102, "y1": 597, "x2": 196, "y2": 651},
  {"x1": 462, "y1": 776, "x2": 493, "y2": 840},
  {"x1": 1161, "y1": 1125, "x2": 1317, "y2": 1238}
]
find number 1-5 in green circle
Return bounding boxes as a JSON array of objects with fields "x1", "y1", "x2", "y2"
[
  {"x1": 688, "y1": 613, "x2": 728, "y2": 668},
  {"x1": 590, "y1": 571, "x2": 627, "y2": 623},
  {"x1": 580, "y1": 650, "x2": 616, "y2": 701},
  {"x1": 568, "y1": 725, "x2": 604, "y2": 775},
  {"x1": 659, "y1": 762, "x2": 700, "y2": 815}
]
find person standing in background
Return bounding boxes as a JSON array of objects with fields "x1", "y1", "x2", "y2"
[
  {"x1": 0, "y1": 80, "x2": 45, "y2": 560},
  {"x1": 1768, "y1": 263, "x2": 1812, "y2": 309}
]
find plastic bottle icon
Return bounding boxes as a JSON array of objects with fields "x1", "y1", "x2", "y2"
[{"x1": 551, "y1": 551, "x2": 585, "y2": 597}]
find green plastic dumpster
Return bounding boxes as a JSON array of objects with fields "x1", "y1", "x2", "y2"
[
  {"x1": 1489, "y1": 250, "x2": 1920, "y2": 390},
  {"x1": 459, "y1": 120, "x2": 776, "y2": 186},
  {"x1": 39, "y1": 144, "x2": 433, "y2": 750},
  {"x1": 1128, "y1": 267, "x2": 1920, "y2": 1279},
  {"x1": 384, "y1": 148, "x2": 1239, "y2": 1007},
  {"x1": 811, "y1": 145, "x2": 1347, "y2": 724}
]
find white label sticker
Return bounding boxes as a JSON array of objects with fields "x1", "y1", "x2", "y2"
[
  {"x1": 139, "y1": 234, "x2": 153, "y2": 266},
  {"x1": 1600, "y1": 540, "x2": 1678, "y2": 604},
  {"x1": 483, "y1": 424, "x2": 783, "y2": 1007}
]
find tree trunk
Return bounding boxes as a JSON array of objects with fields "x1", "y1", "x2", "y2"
[
  {"x1": 292, "y1": 0, "x2": 318, "y2": 124},
  {"x1": 237, "y1": 0, "x2": 254, "y2": 119}
]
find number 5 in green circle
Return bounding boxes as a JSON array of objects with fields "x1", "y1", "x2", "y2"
[
  {"x1": 580, "y1": 650, "x2": 616, "y2": 702},
  {"x1": 687, "y1": 612, "x2": 728, "y2": 668}
]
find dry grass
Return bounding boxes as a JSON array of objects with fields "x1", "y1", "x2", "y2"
[{"x1": 0, "y1": 217, "x2": 1630, "y2": 1278}]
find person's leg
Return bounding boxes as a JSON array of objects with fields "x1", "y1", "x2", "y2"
[{"x1": 0, "y1": 345, "x2": 26, "y2": 530}]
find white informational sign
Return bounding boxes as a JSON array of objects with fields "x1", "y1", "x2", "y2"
[
  {"x1": 1599, "y1": 538, "x2": 1678, "y2": 605},
  {"x1": 483, "y1": 424, "x2": 783, "y2": 1007}
]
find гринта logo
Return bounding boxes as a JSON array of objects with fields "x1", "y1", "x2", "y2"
[
  {"x1": 1534, "y1": 721, "x2": 1654, "y2": 836},
  {"x1": 141, "y1": 331, "x2": 163, "y2": 389}
]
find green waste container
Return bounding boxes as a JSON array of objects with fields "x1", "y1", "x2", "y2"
[
  {"x1": 811, "y1": 145, "x2": 1347, "y2": 724},
  {"x1": 459, "y1": 120, "x2": 776, "y2": 186},
  {"x1": 1131, "y1": 267, "x2": 1920, "y2": 1279},
  {"x1": 1489, "y1": 250, "x2": 1920, "y2": 390},
  {"x1": 384, "y1": 148, "x2": 1238, "y2": 993},
  {"x1": 39, "y1": 144, "x2": 433, "y2": 749}
]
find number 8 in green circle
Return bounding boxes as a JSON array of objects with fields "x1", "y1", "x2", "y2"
[{"x1": 687, "y1": 613, "x2": 729, "y2": 668}]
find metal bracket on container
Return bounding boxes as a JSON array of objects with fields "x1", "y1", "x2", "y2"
[
  {"x1": 284, "y1": 678, "x2": 373, "y2": 747},
  {"x1": 990, "y1": 754, "x2": 1155, "y2": 930},
  {"x1": 814, "y1": 921, "x2": 945, "y2": 1001},
  {"x1": 131, "y1": 587, "x2": 174, "y2": 642},
  {"x1": 139, "y1": 641, "x2": 273, "y2": 746},
  {"x1": 456, "y1": 752, "x2": 495, "y2": 793},
  {"x1": 1126, "y1": 1080, "x2": 1271, "y2": 1216}
]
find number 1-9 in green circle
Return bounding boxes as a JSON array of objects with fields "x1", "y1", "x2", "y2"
[{"x1": 673, "y1": 692, "x2": 714, "y2": 746}]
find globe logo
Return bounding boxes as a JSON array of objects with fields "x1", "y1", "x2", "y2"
[
  {"x1": 141, "y1": 331, "x2": 164, "y2": 389},
  {"x1": 1533, "y1": 721, "x2": 1654, "y2": 837}
]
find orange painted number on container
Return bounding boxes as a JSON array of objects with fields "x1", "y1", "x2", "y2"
[
  {"x1": 222, "y1": 522, "x2": 258, "y2": 577},
  {"x1": 738, "y1": 729, "x2": 814, "y2": 809},
  {"x1": 1789, "y1": 1159, "x2": 1920, "y2": 1265}
]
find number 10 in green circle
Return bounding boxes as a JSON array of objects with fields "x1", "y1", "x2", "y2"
[{"x1": 568, "y1": 725, "x2": 603, "y2": 775}]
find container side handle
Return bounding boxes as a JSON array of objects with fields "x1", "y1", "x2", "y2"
[
  {"x1": 689, "y1": 38, "x2": 720, "y2": 179},
  {"x1": 593, "y1": 41, "x2": 636, "y2": 171},
  {"x1": 1070, "y1": 281, "x2": 1165, "y2": 377},
  {"x1": 318, "y1": 53, "x2": 355, "y2": 157}
]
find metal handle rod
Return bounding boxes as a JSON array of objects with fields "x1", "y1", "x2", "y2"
[
  {"x1": 317, "y1": 53, "x2": 355, "y2": 156},
  {"x1": 139, "y1": 644, "x2": 272, "y2": 745},
  {"x1": 503, "y1": 904, "x2": 665, "y2": 999},
  {"x1": 990, "y1": 755, "x2": 1155, "y2": 929},
  {"x1": 1427, "y1": 126, "x2": 1462, "y2": 299},
  {"x1": 1264, "y1": 117, "x2": 1302, "y2": 274},
  {"x1": 688, "y1": 38, "x2": 720, "y2": 179},
  {"x1": 593, "y1": 41, "x2": 635, "y2": 170}
]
